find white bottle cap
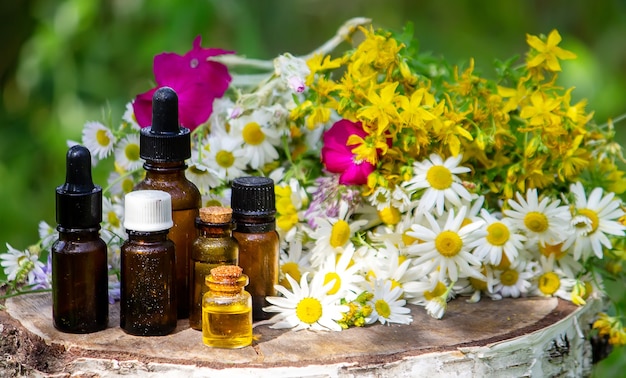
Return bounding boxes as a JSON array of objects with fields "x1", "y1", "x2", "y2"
[{"x1": 123, "y1": 190, "x2": 173, "y2": 232}]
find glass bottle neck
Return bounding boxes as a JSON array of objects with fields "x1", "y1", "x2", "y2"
[
  {"x1": 57, "y1": 227, "x2": 101, "y2": 240},
  {"x1": 126, "y1": 230, "x2": 170, "y2": 242},
  {"x1": 143, "y1": 160, "x2": 188, "y2": 174},
  {"x1": 196, "y1": 220, "x2": 235, "y2": 237}
]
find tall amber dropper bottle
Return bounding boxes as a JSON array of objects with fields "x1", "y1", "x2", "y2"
[
  {"x1": 52, "y1": 145, "x2": 108, "y2": 333},
  {"x1": 231, "y1": 176, "x2": 279, "y2": 320},
  {"x1": 133, "y1": 86, "x2": 201, "y2": 319}
]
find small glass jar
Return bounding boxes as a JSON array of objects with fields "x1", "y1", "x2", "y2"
[
  {"x1": 189, "y1": 206, "x2": 239, "y2": 330},
  {"x1": 202, "y1": 265, "x2": 252, "y2": 348}
]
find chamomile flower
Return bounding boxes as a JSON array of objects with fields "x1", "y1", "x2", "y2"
[
  {"x1": 114, "y1": 133, "x2": 143, "y2": 171},
  {"x1": 424, "y1": 281, "x2": 454, "y2": 319},
  {"x1": 121, "y1": 102, "x2": 141, "y2": 129},
  {"x1": 403, "y1": 153, "x2": 472, "y2": 216},
  {"x1": 263, "y1": 272, "x2": 349, "y2": 332},
  {"x1": 406, "y1": 206, "x2": 486, "y2": 282},
  {"x1": 38, "y1": 221, "x2": 58, "y2": 251},
  {"x1": 504, "y1": 188, "x2": 572, "y2": 247},
  {"x1": 309, "y1": 201, "x2": 368, "y2": 267},
  {"x1": 532, "y1": 255, "x2": 575, "y2": 300},
  {"x1": 364, "y1": 241, "x2": 422, "y2": 292},
  {"x1": 454, "y1": 264, "x2": 501, "y2": 303},
  {"x1": 1, "y1": 243, "x2": 45, "y2": 284},
  {"x1": 279, "y1": 238, "x2": 311, "y2": 290},
  {"x1": 469, "y1": 209, "x2": 526, "y2": 266},
  {"x1": 494, "y1": 259, "x2": 535, "y2": 298},
  {"x1": 230, "y1": 111, "x2": 281, "y2": 170},
  {"x1": 365, "y1": 279, "x2": 412, "y2": 325},
  {"x1": 203, "y1": 134, "x2": 250, "y2": 180},
  {"x1": 82, "y1": 121, "x2": 115, "y2": 161},
  {"x1": 318, "y1": 244, "x2": 364, "y2": 301},
  {"x1": 565, "y1": 182, "x2": 625, "y2": 260}
]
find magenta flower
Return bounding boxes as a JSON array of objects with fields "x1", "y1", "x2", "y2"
[
  {"x1": 133, "y1": 36, "x2": 233, "y2": 131},
  {"x1": 321, "y1": 119, "x2": 376, "y2": 185}
]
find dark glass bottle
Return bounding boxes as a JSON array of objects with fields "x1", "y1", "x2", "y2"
[
  {"x1": 189, "y1": 206, "x2": 239, "y2": 330},
  {"x1": 120, "y1": 190, "x2": 177, "y2": 336},
  {"x1": 231, "y1": 176, "x2": 279, "y2": 321},
  {"x1": 202, "y1": 265, "x2": 252, "y2": 348},
  {"x1": 134, "y1": 87, "x2": 201, "y2": 319},
  {"x1": 52, "y1": 145, "x2": 109, "y2": 333}
]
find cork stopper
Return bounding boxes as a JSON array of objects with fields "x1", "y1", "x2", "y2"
[
  {"x1": 210, "y1": 265, "x2": 243, "y2": 281},
  {"x1": 200, "y1": 206, "x2": 232, "y2": 224}
]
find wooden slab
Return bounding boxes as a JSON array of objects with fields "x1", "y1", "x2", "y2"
[{"x1": 1, "y1": 293, "x2": 600, "y2": 377}]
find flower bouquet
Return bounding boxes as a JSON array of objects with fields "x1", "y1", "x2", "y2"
[{"x1": 3, "y1": 17, "x2": 626, "y2": 343}]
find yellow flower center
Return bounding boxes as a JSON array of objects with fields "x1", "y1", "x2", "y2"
[
  {"x1": 296, "y1": 297, "x2": 323, "y2": 324},
  {"x1": 242, "y1": 122, "x2": 265, "y2": 145},
  {"x1": 539, "y1": 242, "x2": 567, "y2": 260},
  {"x1": 121, "y1": 177, "x2": 135, "y2": 194},
  {"x1": 390, "y1": 279, "x2": 402, "y2": 291},
  {"x1": 524, "y1": 211, "x2": 549, "y2": 233},
  {"x1": 96, "y1": 129, "x2": 111, "y2": 147},
  {"x1": 402, "y1": 230, "x2": 420, "y2": 245},
  {"x1": 435, "y1": 230, "x2": 463, "y2": 257},
  {"x1": 378, "y1": 206, "x2": 401, "y2": 226},
  {"x1": 426, "y1": 165, "x2": 453, "y2": 190},
  {"x1": 578, "y1": 208, "x2": 600, "y2": 234},
  {"x1": 124, "y1": 142, "x2": 139, "y2": 162},
  {"x1": 107, "y1": 211, "x2": 120, "y2": 228},
  {"x1": 323, "y1": 272, "x2": 341, "y2": 295},
  {"x1": 374, "y1": 299, "x2": 391, "y2": 319},
  {"x1": 215, "y1": 150, "x2": 235, "y2": 168},
  {"x1": 495, "y1": 254, "x2": 511, "y2": 270},
  {"x1": 330, "y1": 220, "x2": 351, "y2": 248},
  {"x1": 279, "y1": 262, "x2": 301, "y2": 290},
  {"x1": 469, "y1": 276, "x2": 488, "y2": 291},
  {"x1": 500, "y1": 268, "x2": 519, "y2": 286},
  {"x1": 538, "y1": 272, "x2": 561, "y2": 295},
  {"x1": 486, "y1": 222, "x2": 510, "y2": 246},
  {"x1": 424, "y1": 281, "x2": 447, "y2": 301}
]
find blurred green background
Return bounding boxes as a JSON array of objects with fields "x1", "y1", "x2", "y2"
[{"x1": 1, "y1": 0, "x2": 625, "y2": 374}]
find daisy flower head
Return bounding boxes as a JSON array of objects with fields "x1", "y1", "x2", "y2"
[
  {"x1": 202, "y1": 133, "x2": 250, "y2": 181},
  {"x1": 121, "y1": 101, "x2": 141, "y2": 130},
  {"x1": 504, "y1": 188, "x2": 572, "y2": 247},
  {"x1": 1, "y1": 243, "x2": 45, "y2": 284},
  {"x1": 494, "y1": 259, "x2": 536, "y2": 298},
  {"x1": 114, "y1": 133, "x2": 143, "y2": 172},
  {"x1": 81, "y1": 121, "x2": 115, "y2": 161},
  {"x1": 565, "y1": 182, "x2": 626, "y2": 261},
  {"x1": 279, "y1": 238, "x2": 312, "y2": 290},
  {"x1": 424, "y1": 281, "x2": 454, "y2": 319},
  {"x1": 469, "y1": 209, "x2": 526, "y2": 266},
  {"x1": 533, "y1": 255, "x2": 576, "y2": 300},
  {"x1": 454, "y1": 264, "x2": 501, "y2": 303},
  {"x1": 229, "y1": 110, "x2": 281, "y2": 170},
  {"x1": 309, "y1": 201, "x2": 368, "y2": 267},
  {"x1": 406, "y1": 206, "x2": 486, "y2": 282},
  {"x1": 318, "y1": 244, "x2": 365, "y2": 301},
  {"x1": 403, "y1": 153, "x2": 472, "y2": 216},
  {"x1": 365, "y1": 279, "x2": 412, "y2": 325},
  {"x1": 263, "y1": 272, "x2": 349, "y2": 332},
  {"x1": 38, "y1": 221, "x2": 58, "y2": 251}
]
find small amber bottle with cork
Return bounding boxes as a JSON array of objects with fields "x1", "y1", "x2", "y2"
[
  {"x1": 231, "y1": 176, "x2": 279, "y2": 320},
  {"x1": 189, "y1": 206, "x2": 239, "y2": 331},
  {"x1": 134, "y1": 86, "x2": 201, "y2": 319},
  {"x1": 202, "y1": 265, "x2": 252, "y2": 348},
  {"x1": 52, "y1": 145, "x2": 108, "y2": 333},
  {"x1": 120, "y1": 190, "x2": 177, "y2": 336}
]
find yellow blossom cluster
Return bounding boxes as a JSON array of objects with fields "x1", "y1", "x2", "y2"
[{"x1": 291, "y1": 26, "x2": 626, "y2": 202}]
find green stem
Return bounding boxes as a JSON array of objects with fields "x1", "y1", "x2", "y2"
[{"x1": 0, "y1": 288, "x2": 52, "y2": 300}]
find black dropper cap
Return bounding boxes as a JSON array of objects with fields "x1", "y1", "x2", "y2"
[
  {"x1": 139, "y1": 86, "x2": 191, "y2": 162},
  {"x1": 231, "y1": 177, "x2": 276, "y2": 221},
  {"x1": 56, "y1": 145, "x2": 102, "y2": 230}
]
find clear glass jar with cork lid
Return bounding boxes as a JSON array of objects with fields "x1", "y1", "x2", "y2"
[
  {"x1": 189, "y1": 206, "x2": 239, "y2": 330},
  {"x1": 202, "y1": 265, "x2": 252, "y2": 348}
]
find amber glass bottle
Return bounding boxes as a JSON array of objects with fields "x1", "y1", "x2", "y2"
[
  {"x1": 202, "y1": 265, "x2": 252, "y2": 348},
  {"x1": 231, "y1": 176, "x2": 279, "y2": 321},
  {"x1": 134, "y1": 87, "x2": 201, "y2": 319},
  {"x1": 52, "y1": 145, "x2": 108, "y2": 333},
  {"x1": 120, "y1": 190, "x2": 177, "y2": 336},
  {"x1": 189, "y1": 206, "x2": 239, "y2": 330}
]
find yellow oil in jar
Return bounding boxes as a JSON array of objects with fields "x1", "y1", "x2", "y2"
[{"x1": 202, "y1": 302, "x2": 252, "y2": 348}]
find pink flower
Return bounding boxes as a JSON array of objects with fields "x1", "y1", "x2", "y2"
[
  {"x1": 321, "y1": 119, "x2": 375, "y2": 185},
  {"x1": 133, "y1": 36, "x2": 233, "y2": 130}
]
